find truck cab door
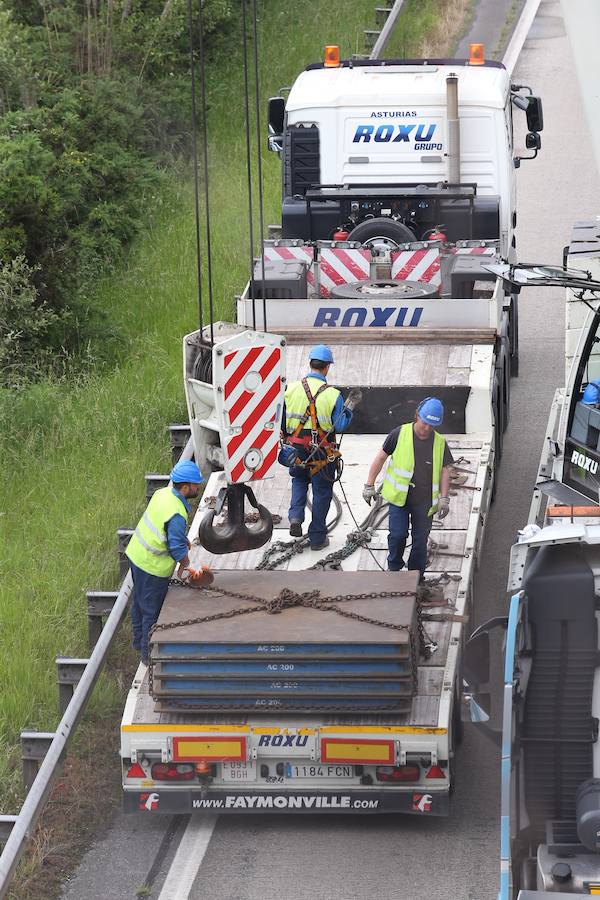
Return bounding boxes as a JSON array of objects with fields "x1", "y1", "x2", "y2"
[{"x1": 563, "y1": 310, "x2": 600, "y2": 503}]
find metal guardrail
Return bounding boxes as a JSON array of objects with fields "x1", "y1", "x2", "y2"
[
  {"x1": 0, "y1": 430, "x2": 194, "y2": 898},
  {"x1": 369, "y1": 0, "x2": 406, "y2": 60}
]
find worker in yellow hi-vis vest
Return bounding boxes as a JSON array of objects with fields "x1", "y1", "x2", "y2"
[
  {"x1": 126, "y1": 460, "x2": 211, "y2": 665},
  {"x1": 363, "y1": 398, "x2": 454, "y2": 579},
  {"x1": 281, "y1": 345, "x2": 358, "y2": 550}
]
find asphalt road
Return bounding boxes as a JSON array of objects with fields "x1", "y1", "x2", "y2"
[{"x1": 60, "y1": 3, "x2": 600, "y2": 899}]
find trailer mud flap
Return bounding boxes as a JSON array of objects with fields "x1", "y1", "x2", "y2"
[{"x1": 124, "y1": 788, "x2": 449, "y2": 816}]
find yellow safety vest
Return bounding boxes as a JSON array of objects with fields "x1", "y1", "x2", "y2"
[
  {"x1": 381, "y1": 423, "x2": 446, "y2": 515},
  {"x1": 126, "y1": 487, "x2": 188, "y2": 577},
  {"x1": 285, "y1": 376, "x2": 340, "y2": 434}
]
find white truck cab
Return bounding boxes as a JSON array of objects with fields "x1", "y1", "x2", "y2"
[{"x1": 268, "y1": 55, "x2": 543, "y2": 258}]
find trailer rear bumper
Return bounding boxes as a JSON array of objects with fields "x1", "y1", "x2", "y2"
[{"x1": 124, "y1": 786, "x2": 449, "y2": 816}]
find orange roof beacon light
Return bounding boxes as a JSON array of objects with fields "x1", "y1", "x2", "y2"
[
  {"x1": 324, "y1": 45, "x2": 341, "y2": 68},
  {"x1": 469, "y1": 43, "x2": 485, "y2": 65}
]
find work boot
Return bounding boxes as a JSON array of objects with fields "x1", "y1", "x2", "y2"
[
  {"x1": 289, "y1": 520, "x2": 302, "y2": 538},
  {"x1": 310, "y1": 537, "x2": 330, "y2": 551}
]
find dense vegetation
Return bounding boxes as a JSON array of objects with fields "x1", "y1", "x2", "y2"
[{"x1": 0, "y1": 0, "x2": 234, "y2": 386}]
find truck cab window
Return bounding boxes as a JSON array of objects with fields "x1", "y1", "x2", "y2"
[{"x1": 565, "y1": 316, "x2": 600, "y2": 500}]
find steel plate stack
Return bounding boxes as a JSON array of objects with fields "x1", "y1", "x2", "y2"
[{"x1": 149, "y1": 571, "x2": 419, "y2": 714}]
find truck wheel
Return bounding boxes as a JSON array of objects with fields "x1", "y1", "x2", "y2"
[
  {"x1": 493, "y1": 384, "x2": 503, "y2": 462},
  {"x1": 330, "y1": 279, "x2": 438, "y2": 301},
  {"x1": 347, "y1": 217, "x2": 416, "y2": 250},
  {"x1": 510, "y1": 292, "x2": 519, "y2": 377}
]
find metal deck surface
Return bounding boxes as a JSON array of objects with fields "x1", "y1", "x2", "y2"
[{"x1": 132, "y1": 433, "x2": 488, "y2": 730}]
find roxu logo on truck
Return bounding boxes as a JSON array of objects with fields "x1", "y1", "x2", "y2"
[
  {"x1": 353, "y1": 122, "x2": 440, "y2": 150},
  {"x1": 258, "y1": 734, "x2": 310, "y2": 748}
]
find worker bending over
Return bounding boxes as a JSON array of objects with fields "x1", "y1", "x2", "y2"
[
  {"x1": 126, "y1": 459, "x2": 210, "y2": 665},
  {"x1": 282, "y1": 344, "x2": 358, "y2": 550},
  {"x1": 363, "y1": 397, "x2": 453, "y2": 578}
]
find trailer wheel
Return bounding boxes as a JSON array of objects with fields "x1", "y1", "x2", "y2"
[
  {"x1": 492, "y1": 383, "x2": 503, "y2": 463},
  {"x1": 495, "y1": 337, "x2": 510, "y2": 433},
  {"x1": 347, "y1": 216, "x2": 416, "y2": 249},
  {"x1": 509, "y1": 292, "x2": 519, "y2": 377}
]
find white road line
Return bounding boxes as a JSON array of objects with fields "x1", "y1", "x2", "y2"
[
  {"x1": 157, "y1": 815, "x2": 218, "y2": 900},
  {"x1": 503, "y1": 0, "x2": 542, "y2": 75}
]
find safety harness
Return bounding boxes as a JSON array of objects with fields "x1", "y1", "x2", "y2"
[{"x1": 286, "y1": 378, "x2": 342, "y2": 477}]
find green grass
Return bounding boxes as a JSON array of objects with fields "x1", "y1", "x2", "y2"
[{"x1": 0, "y1": 0, "x2": 466, "y2": 809}]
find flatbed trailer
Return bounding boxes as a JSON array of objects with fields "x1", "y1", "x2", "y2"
[{"x1": 121, "y1": 329, "x2": 494, "y2": 815}]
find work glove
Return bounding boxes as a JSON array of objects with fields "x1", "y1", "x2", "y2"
[
  {"x1": 437, "y1": 497, "x2": 450, "y2": 520},
  {"x1": 362, "y1": 483, "x2": 377, "y2": 505},
  {"x1": 345, "y1": 387, "x2": 363, "y2": 411},
  {"x1": 179, "y1": 565, "x2": 214, "y2": 587}
]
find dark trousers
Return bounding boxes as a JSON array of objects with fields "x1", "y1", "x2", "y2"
[
  {"x1": 130, "y1": 561, "x2": 171, "y2": 660},
  {"x1": 387, "y1": 498, "x2": 433, "y2": 578},
  {"x1": 288, "y1": 446, "x2": 335, "y2": 547}
]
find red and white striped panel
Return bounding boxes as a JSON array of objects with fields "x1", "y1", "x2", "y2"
[
  {"x1": 391, "y1": 248, "x2": 442, "y2": 286},
  {"x1": 262, "y1": 245, "x2": 316, "y2": 291},
  {"x1": 215, "y1": 339, "x2": 284, "y2": 484},
  {"x1": 318, "y1": 248, "x2": 372, "y2": 298},
  {"x1": 454, "y1": 246, "x2": 496, "y2": 255}
]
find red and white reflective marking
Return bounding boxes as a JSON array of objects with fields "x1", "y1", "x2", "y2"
[
  {"x1": 262, "y1": 245, "x2": 316, "y2": 290},
  {"x1": 318, "y1": 248, "x2": 371, "y2": 298},
  {"x1": 391, "y1": 249, "x2": 441, "y2": 286},
  {"x1": 454, "y1": 245, "x2": 496, "y2": 255},
  {"x1": 218, "y1": 340, "x2": 284, "y2": 484}
]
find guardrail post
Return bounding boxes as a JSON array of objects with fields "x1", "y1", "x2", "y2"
[
  {"x1": 145, "y1": 474, "x2": 170, "y2": 500},
  {"x1": 169, "y1": 424, "x2": 192, "y2": 463},
  {"x1": 56, "y1": 659, "x2": 89, "y2": 715},
  {"x1": 0, "y1": 818, "x2": 17, "y2": 854},
  {"x1": 117, "y1": 528, "x2": 133, "y2": 581},
  {"x1": 86, "y1": 590, "x2": 120, "y2": 648},
  {"x1": 20, "y1": 733, "x2": 55, "y2": 794}
]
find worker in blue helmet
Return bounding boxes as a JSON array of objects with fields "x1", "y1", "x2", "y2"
[
  {"x1": 363, "y1": 397, "x2": 454, "y2": 579},
  {"x1": 281, "y1": 344, "x2": 359, "y2": 550},
  {"x1": 582, "y1": 381, "x2": 600, "y2": 406},
  {"x1": 126, "y1": 459, "x2": 211, "y2": 665}
]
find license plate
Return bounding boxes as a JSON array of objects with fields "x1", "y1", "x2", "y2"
[
  {"x1": 286, "y1": 764, "x2": 354, "y2": 779},
  {"x1": 221, "y1": 761, "x2": 256, "y2": 782}
]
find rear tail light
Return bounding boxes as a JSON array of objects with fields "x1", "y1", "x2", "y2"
[
  {"x1": 375, "y1": 765, "x2": 420, "y2": 783},
  {"x1": 151, "y1": 763, "x2": 195, "y2": 781},
  {"x1": 425, "y1": 765, "x2": 447, "y2": 779}
]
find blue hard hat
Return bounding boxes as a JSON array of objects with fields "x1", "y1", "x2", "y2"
[
  {"x1": 417, "y1": 397, "x2": 444, "y2": 427},
  {"x1": 582, "y1": 381, "x2": 600, "y2": 406},
  {"x1": 309, "y1": 344, "x2": 334, "y2": 364},
  {"x1": 170, "y1": 460, "x2": 203, "y2": 484}
]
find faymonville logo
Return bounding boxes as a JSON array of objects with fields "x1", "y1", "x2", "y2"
[{"x1": 571, "y1": 448, "x2": 599, "y2": 475}]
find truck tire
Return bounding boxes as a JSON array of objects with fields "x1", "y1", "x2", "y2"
[
  {"x1": 347, "y1": 217, "x2": 416, "y2": 249},
  {"x1": 493, "y1": 382, "x2": 503, "y2": 462},
  {"x1": 509, "y1": 292, "x2": 519, "y2": 377},
  {"x1": 330, "y1": 279, "x2": 438, "y2": 301},
  {"x1": 495, "y1": 337, "x2": 510, "y2": 433}
]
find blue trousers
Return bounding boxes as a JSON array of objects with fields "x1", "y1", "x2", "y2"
[
  {"x1": 387, "y1": 499, "x2": 433, "y2": 578},
  {"x1": 288, "y1": 446, "x2": 335, "y2": 547},
  {"x1": 130, "y1": 561, "x2": 171, "y2": 660}
]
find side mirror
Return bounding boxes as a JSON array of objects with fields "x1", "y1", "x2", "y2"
[
  {"x1": 461, "y1": 615, "x2": 508, "y2": 743},
  {"x1": 267, "y1": 96, "x2": 285, "y2": 152},
  {"x1": 525, "y1": 132, "x2": 541, "y2": 151},
  {"x1": 526, "y1": 96, "x2": 544, "y2": 133},
  {"x1": 463, "y1": 631, "x2": 490, "y2": 686}
]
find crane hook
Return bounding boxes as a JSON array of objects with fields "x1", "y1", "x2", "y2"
[{"x1": 198, "y1": 483, "x2": 273, "y2": 554}]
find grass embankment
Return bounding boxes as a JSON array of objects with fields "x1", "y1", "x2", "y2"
[{"x1": 0, "y1": 1, "x2": 471, "y2": 895}]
